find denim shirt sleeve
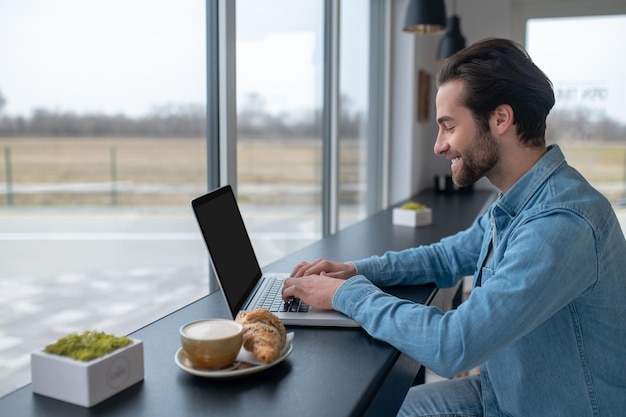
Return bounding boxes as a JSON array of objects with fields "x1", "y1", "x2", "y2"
[
  {"x1": 333, "y1": 210, "x2": 598, "y2": 378},
  {"x1": 351, "y1": 213, "x2": 489, "y2": 289}
]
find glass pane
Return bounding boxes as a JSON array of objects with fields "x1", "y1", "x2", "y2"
[
  {"x1": 236, "y1": 0, "x2": 324, "y2": 266},
  {"x1": 338, "y1": 0, "x2": 370, "y2": 229},
  {"x1": 0, "y1": 0, "x2": 207, "y2": 396},
  {"x1": 526, "y1": 15, "x2": 626, "y2": 230}
]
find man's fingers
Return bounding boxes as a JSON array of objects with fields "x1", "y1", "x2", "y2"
[
  {"x1": 290, "y1": 261, "x2": 306, "y2": 277},
  {"x1": 282, "y1": 277, "x2": 298, "y2": 301},
  {"x1": 291, "y1": 259, "x2": 324, "y2": 277}
]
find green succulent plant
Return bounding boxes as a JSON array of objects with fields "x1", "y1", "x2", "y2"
[
  {"x1": 400, "y1": 202, "x2": 428, "y2": 211},
  {"x1": 44, "y1": 331, "x2": 132, "y2": 361}
]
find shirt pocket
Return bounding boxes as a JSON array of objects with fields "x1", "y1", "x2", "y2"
[{"x1": 476, "y1": 266, "x2": 495, "y2": 287}]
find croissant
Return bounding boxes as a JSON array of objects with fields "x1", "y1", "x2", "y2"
[{"x1": 236, "y1": 309, "x2": 286, "y2": 363}]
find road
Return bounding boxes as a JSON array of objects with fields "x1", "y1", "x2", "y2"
[{"x1": 0, "y1": 205, "x2": 323, "y2": 398}]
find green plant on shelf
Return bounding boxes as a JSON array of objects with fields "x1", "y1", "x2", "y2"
[{"x1": 400, "y1": 202, "x2": 428, "y2": 211}]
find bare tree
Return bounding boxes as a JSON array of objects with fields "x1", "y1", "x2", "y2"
[{"x1": 0, "y1": 89, "x2": 6, "y2": 114}]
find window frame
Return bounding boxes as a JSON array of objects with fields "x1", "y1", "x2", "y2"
[{"x1": 207, "y1": 0, "x2": 390, "y2": 247}]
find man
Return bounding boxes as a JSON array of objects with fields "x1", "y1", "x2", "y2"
[{"x1": 282, "y1": 38, "x2": 626, "y2": 416}]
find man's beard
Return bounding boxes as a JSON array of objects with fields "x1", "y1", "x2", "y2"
[{"x1": 452, "y1": 129, "x2": 499, "y2": 187}]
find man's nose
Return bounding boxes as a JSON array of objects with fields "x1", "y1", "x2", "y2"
[{"x1": 433, "y1": 131, "x2": 448, "y2": 156}]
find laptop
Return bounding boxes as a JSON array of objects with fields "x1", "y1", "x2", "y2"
[{"x1": 191, "y1": 185, "x2": 359, "y2": 327}]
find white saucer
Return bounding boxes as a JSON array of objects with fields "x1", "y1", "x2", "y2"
[{"x1": 175, "y1": 342, "x2": 293, "y2": 378}]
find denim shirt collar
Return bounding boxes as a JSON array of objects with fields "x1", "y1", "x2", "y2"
[{"x1": 495, "y1": 144, "x2": 565, "y2": 218}]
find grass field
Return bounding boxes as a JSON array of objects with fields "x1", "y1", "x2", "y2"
[
  {"x1": 0, "y1": 137, "x2": 624, "y2": 206},
  {"x1": 0, "y1": 137, "x2": 365, "y2": 206},
  {"x1": 0, "y1": 137, "x2": 206, "y2": 205},
  {"x1": 557, "y1": 142, "x2": 626, "y2": 202},
  {"x1": 559, "y1": 143, "x2": 626, "y2": 179}
]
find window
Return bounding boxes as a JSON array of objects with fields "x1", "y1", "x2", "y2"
[
  {"x1": 235, "y1": 0, "x2": 324, "y2": 266},
  {"x1": 233, "y1": 0, "x2": 382, "y2": 267},
  {"x1": 0, "y1": 0, "x2": 388, "y2": 397},
  {"x1": 526, "y1": 15, "x2": 626, "y2": 229},
  {"x1": 338, "y1": 0, "x2": 372, "y2": 228},
  {"x1": 0, "y1": 0, "x2": 207, "y2": 396}
]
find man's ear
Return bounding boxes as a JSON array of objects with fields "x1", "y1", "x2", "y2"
[{"x1": 491, "y1": 104, "x2": 514, "y2": 135}]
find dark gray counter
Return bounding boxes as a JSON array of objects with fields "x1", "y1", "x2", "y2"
[{"x1": 0, "y1": 189, "x2": 494, "y2": 417}]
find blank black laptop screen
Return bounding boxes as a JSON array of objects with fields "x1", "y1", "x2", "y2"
[{"x1": 191, "y1": 185, "x2": 262, "y2": 315}]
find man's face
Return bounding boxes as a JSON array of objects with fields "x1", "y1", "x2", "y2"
[{"x1": 434, "y1": 80, "x2": 499, "y2": 187}]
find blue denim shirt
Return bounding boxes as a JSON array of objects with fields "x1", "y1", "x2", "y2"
[{"x1": 334, "y1": 145, "x2": 626, "y2": 416}]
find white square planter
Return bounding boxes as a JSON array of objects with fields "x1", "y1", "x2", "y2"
[
  {"x1": 31, "y1": 339, "x2": 144, "y2": 407},
  {"x1": 392, "y1": 207, "x2": 432, "y2": 227}
]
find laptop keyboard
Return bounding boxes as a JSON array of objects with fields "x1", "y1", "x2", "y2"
[{"x1": 259, "y1": 278, "x2": 309, "y2": 313}]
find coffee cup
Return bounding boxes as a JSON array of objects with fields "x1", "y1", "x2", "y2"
[{"x1": 180, "y1": 319, "x2": 243, "y2": 369}]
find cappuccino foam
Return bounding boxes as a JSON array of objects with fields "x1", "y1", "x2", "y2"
[{"x1": 184, "y1": 321, "x2": 240, "y2": 340}]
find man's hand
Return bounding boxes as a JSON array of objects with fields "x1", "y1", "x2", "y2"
[
  {"x1": 290, "y1": 258, "x2": 356, "y2": 279},
  {"x1": 281, "y1": 274, "x2": 345, "y2": 310}
]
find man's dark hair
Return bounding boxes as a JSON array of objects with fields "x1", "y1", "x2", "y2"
[{"x1": 437, "y1": 37, "x2": 555, "y2": 147}]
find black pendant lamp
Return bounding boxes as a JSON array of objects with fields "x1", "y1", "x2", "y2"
[
  {"x1": 403, "y1": 0, "x2": 447, "y2": 34},
  {"x1": 437, "y1": 1, "x2": 466, "y2": 59}
]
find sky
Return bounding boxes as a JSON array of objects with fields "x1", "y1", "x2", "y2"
[
  {"x1": 0, "y1": 1, "x2": 624, "y2": 124},
  {"x1": 0, "y1": 0, "x2": 207, "y2": 117}
]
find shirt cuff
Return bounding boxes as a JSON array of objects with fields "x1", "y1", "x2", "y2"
[{"x1": 332, "y1": 275, "x2": 380, "y2": 316}]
